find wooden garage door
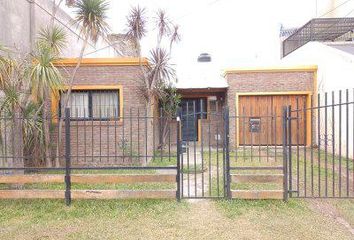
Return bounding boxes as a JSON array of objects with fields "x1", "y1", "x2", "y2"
[{"x1": 238, "y1": 95, "x2": 308, "y2": 145}]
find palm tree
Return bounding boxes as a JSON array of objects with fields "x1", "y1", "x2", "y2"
[
  {"x1": 56, "y1": 0, "x2": 110, "y2": 162},
  {"x1": 126, "y1": 7, "x2": 180, "y2": 149},
  {"x1": 126, "y1": 7, "x2": 180, "y2": 109}
]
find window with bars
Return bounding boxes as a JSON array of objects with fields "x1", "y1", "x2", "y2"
[{"x1": 60, "y1": 90, "x2": 120, "y2": 119}]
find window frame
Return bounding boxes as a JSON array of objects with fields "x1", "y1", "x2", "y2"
[{"x1": 57, "y1": 85, "x2": 123, "y2": 121}]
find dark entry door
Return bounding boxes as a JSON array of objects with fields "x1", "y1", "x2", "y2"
[{"x1": 181, "y1": 99, "x2": 198, "y2": 141}]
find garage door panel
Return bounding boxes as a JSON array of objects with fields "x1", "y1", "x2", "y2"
[{"x1": 238, "y1": 95, "x2": 307, "y2": 145}]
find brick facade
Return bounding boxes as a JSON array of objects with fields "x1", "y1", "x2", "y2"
[
  {"x1": 52, "y1": 60, "x2": 159, "y2": 166},
  {"x1": 51, "y1": 61, "x2": 317, "y2": 166},
  {"x1": 225, "y1": 69, "x2": 316, "y2": 147}
]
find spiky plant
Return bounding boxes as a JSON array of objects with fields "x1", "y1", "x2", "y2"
[
  {"x1": 169, "y1": 24, "x2": 181, "y2": 52},
  {"x1": 125, "y1": 7, "x2": 181, "y2": 149},
  {"x1": 72, "y1": 0, "x2": 110, "y2": 43},
  {"x1": 126, "y1": 5, "x2": 147, "y2": 52},
  {"x1": 37, "y1": 25, "x2": 67, "y2": 55},
  {"x1": 31, "y1": 45, "x2": 63, "y2": 103},
  {"x1": 31, "y1": 23, "x2": 66, "y2": 167}
]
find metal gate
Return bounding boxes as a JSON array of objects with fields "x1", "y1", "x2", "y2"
[{"x1": 177, "y1": 100, "x2": 228, "y2": 199}]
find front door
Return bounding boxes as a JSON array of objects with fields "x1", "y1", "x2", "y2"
[{"x1": 180, "y1": 99, "x2": 199, "y2": 142}]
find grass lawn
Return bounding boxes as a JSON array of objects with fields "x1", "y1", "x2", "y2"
[
  {"x1": 1, "y1": 149, "x2": 354, "y2": 239},
  {"x1": 0, "y1": 198, "x2": 353, "y2": 240}
]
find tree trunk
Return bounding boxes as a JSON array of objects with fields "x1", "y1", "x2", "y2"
[
  {"x1": 43, "y1": 93, "x2": 52, "y2": 167},
  {"x1": 55, "y1": 35, "x2": 89, "y2": 167},
  {"x1": 12, "y1": 106, "x2": 24, "y2": 175}
]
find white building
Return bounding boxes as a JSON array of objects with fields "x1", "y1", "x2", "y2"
[{"x1": 0, "y1": 0, "x2": 121, "y2": 57}]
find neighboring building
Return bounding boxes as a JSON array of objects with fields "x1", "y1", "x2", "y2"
[
  {"x1": 0, "y1": 0, "x2": 121, "y2": 57},
  {"x1": 281, "y1": 17, "x2": 354, "y2": 58},
  {"x1": 280, "y1": 14, "x2": 354, "y2": 158}
]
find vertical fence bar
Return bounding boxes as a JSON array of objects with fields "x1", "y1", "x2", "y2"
[
  {"x1": 186, "y1": 102, "x2": 190, "y2": 197},
  {"x1": 193, "y1": 101, "x2": 197, "y2": 197},
  {"x1": 64, "y1": 108, "x2": 71, "y2": 206},
  {"x1": 114, "y1": 108, "x2": 117, "y2": 163},
  {"x1": 339, "y1": 90, "x2": 342, "y2": 197},
  {"x1": 288, "y1": 105, "x2": 292, "y2": 198},
  {"x1": 317, "y1": 93, "x2": 321, "y2": 197},
  {"x1": 296, "y1": 98, "x2": 300, "y2": 197},
  {"x1": 138, "y1": 108, "x2": 140, "y2": 163},
  {"x1": 311, "y1": 95, "x2": 314, "y2": 196},
  {"x1": 122, "y1": 108, "x2": 125, "y2": 163},
  {"x1": 274, "y1": 107, "x2": 277, "y2": 161},
  {"x1": 216, "y1": 102, "x2": 220, "y2": 197},
  {"x1": 266, "y1": 106, "x2": 269, "y2": 162},
  {"x1": 176, "y1": 108, "x2": 181, "y2": 202},
  {"x1": 303, "y1": 97, "x2": 307, "y2": 197},
  {"x1": 160, "y1": 107, "x2": 163, "y2": 162},
  {"x1": 332, "y1": 91, "x2": 335, "y2": 197},
  {"x1": 224, "y1": 107, "x2": 231, "y2": 199},
  {"x1": 282, "y1": 106, "x2": 289, "y2": 201},
  {"x1": 145, "y1": 108, "x2": 148, "y2": 163},
  {"x1": 130, "y1": 108, "x2": 133, "y2": 163},
  {"x1": 200, "y1": 99, "x2": 205, "y2": 197},
  {"x1": 107, "y1": 108, "x2": 110, "y2": 164},
  {"x1": 208, "y1": 112, "x2": 212, "y2": 196},
  {"x1": 346, "y1": 89, "x2": 349, "y2": 197},
  {"x1": 325, "y1": 92, "x2": 328, "y2": 197}
]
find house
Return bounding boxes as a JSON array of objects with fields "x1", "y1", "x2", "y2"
[{"x1": 51, "y1": 54, "x2": 318, "y2": 166}]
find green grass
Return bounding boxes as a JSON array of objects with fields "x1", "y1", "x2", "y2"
[
  {"x1": 181, "y1": 164, "x2": 206, "y2": 174},
  {"x1": 0, "y1": 199, "x2": 186, "y2": 224},
  {"x1": 215, "y1": 198, "x2": 306, "y2": 218},
  {"x1": 1, "y1": 199, "x2": 353, "y2": 239}
]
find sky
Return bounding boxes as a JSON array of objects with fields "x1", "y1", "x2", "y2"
[{"x1": 62, "y1": 0, "x2": 353, "y2": 87}]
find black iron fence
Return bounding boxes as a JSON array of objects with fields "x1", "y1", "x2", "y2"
[
  {"x1": 285, "y1": 89, "x2": 354, "y2": 198},
  {"x1": 0, "y1": 107, "x2": 180, "y2": 204},
  {"x1": 0, "y1": 89, "x2": 354, "y2": 202}
]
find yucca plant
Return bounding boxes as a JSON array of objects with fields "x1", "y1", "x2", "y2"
[
  {"x1": 37, "y1": 25, "x2": 67, "y2": 55},
  {"x1": 31, "y1": 43, "x2": 64, "y2": 167},
  {"x1": 0, "y1": 54, "x2": 32, "y2": 170},
  {"x1": 125, "y1": 7, "x2": 181, "y2": 148}
]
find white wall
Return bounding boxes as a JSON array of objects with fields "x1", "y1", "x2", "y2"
[
  {"x1": 317, "y1": 0, "x2": 354, "y2": 17},
  {"x1": 0, "y1": 0, "x2": 119, "y2": 57},
  {"x1": 282, "y1": 41, "x2": 354, "y2": 158}
]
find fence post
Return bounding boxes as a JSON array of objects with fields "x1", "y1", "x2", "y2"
[
  {"x1": 288, "y1": 105, "x2": 292, "y2": 198},
  {"x1": 176, "y1": 108, "x2": 181, "y2": 202},
  {"x1": 223, "y1": 107, "x2": 231, "y2": 199},
  {"x1": 64, "y1": 108, "x2": 71, "y2": 206},
  {"x1": 282, "y1": 106, "x2": 289, "y2": 202}
]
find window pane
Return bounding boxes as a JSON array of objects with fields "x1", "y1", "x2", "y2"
[
  {"x1": 92, "y1": 91, "x2": 119, "y2": 118},
  {"x1": 61, "y1": 92, "x2": 89, "y2": 118}
]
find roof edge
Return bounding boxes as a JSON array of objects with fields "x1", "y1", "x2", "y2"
[
  {"x1": 224, "y1": 65, "x2": 318, "y2": 75},
  {"x1": 54, "y1": 57, "x2": 148, "y2": 66}
]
